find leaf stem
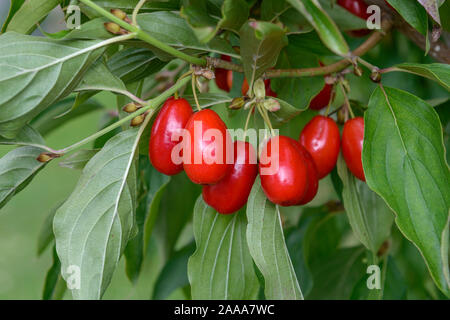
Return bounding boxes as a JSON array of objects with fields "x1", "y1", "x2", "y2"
[
  {"x1": 191, "y1": 75, "x2": 202, "y2": 111},
  {"x1": 132, "y1": 0, "x2": 147, "y2": 26},
  {"x1": 79, "y1": 0, "x2": 206, "y2": 66},
  {"x1": 53, "y1": 75, "x2": 192, "y2": 155}
]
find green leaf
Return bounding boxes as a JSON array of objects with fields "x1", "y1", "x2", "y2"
[
  {"x1": 124, "y1": 157, "x2": 170, "y2": 283},
  {"x1": 54, "y1": 129, "x2": 141, "y2": 299},
  {"x1": 74, "y1": 58, "x2": 126, "y2": 94},
  {"x1": 66, "y1": 12, "x2": 238, "y2": 59},
  {"x1": 42, "y1": 246, "x2": 66, "y2": 300},
  {"x1": 6, "y1": 0, "x2": 61, "y2": 34},
  {"x1": 0, "y1": 146, "x2": 46, "y2": 210},
  {"x1": 307, "y1": 247, "x2": 366, "y2": 299},
  {"x1": 271, "y1": 44, "x2": 324, "y2": 112},
  {"x1": 364, "y1": 86, "x2": 450, "y2": 296},
  {"x1": 394, "y1": 63, "x2": 450, "y2": 91},
  {"x1": 58, "y1": 149, "x2": 99, "y2": 170},
  {"x1": 107, "y1": 48, "x2": 166, "y2": 84},
  {"x1": 30, "y1": 97, "x2": 104, "y2": 136},
  {"x1": 246, "y1": 178, "x2": 303, "y2": 300},
  {"x1": 155, "y1": 172, "x2": 201, "y2": 259},
  {"x1": 239, "y1": 21, "x2": 288, "y2": 88},
  {"x1": 37, "y1": 202, "x2": 62, "y2": 256},
  {"x1": 386, "y1": 0, "x2": 428, "y2": 36},
  {"x1": 181, "y1": 0, "x2": 249, "y2": 43},
  {"x1": 183, "y1": 93, "x2": 233, "y2": 109},
  {"x1": 319, "y1": 0, "x2": 368, "y2": 31},
  {"x1": 153, "y1": 242, "x2": 195, "y2": 299},
  {"x1": 79, "y1": 0, "x2": 180, "y2": 18},
  {"x1": 1, "y1": 0, "x2": 26, "y2": 32},
  {"x1": 0, "y1": 125, "x2": 46, "y2": 149},
  {"x1": 337, "y1": 155, "x2": 394, "y2": 253},
  {"x1": 287, "y1": 0, "x2": 349, "y2": 56},
  {"x1": 142, "y1": 163, "x2": 171, "y2": 255},
  {"x1": 0, "y1": 32, "x2": 106, "y2": 138},
  {"x1": 188, "y1": 197, "x2": 259, "y2": 299}
]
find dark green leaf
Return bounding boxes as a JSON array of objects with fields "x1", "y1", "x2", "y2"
[
  {"x1": 42, "y1": 246, "x2": 65, "y2": 300},
  {"x1": 337, "y1": 155, "x2": 394, "y2": 253},
  {"x1": 6, "y1": 0, "x2": 61, "y2": 34},
  {"x1": 364, "y1": 86, "x2": 450, "y2": 296},
  {"x1": 153, "y1": 241, "x2": 195, "y2": 299},
  {"x1": 246, "y1": 178, "x2": 303, "y2": 300},
  {"x1": 394, "y1": 63, "x2": 450, "y2": 91},
  {"x1": 79, "y1": 0, "x2": 180, "y2": 18},
  {"x1": 37, "y1": 202, "x2": 62, "y2": 256},
  {"x1": 286, "y1": 0, "x2": 349, "y2": 56},
  {"x1": 307, "y1": 247, "x2": 366, "y2": 299},
  {"x1": 240, "y1": 21, "x2": 288, "y2": 88},
  {"x1": 188, "y1": 197, "x2": 259, "y2": 299},
  {"x1": 386, "y1": 0, "x2": 428, "y2": 36},
  {"x1": 1, "y1": 0, "x2": 26, "y2": 32}
]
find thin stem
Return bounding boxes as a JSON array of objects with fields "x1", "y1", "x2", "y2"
[
  {"x1": 357, "y1": 57, "x2": 378, "y2": 71},
  {"x1": 243, "y1": 104, "x2": 255, "y2": 139},
  {"x1": 79, "y1": 0, "x2": 206, "y2": 66},
  {"x1": 53, "y1": 76, "x2": 192, "y2": 155},
  {"x1": 339, "y1": 82, "x2": 355, "y2": 119},
  {"x1": 257, "y1": 103, "x2": 275, "y2": 136},
  {"x1": 191, "y1": 75, "x2": 201, "y2": 111},
  {"x1": 132, "y1": 0, "x2": 147, "y2": 26}
]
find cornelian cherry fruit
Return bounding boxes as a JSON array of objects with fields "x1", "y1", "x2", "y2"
[
  {"x1": 259, "y1": 136, "x2": 309, "y2": 206},
  {"x1": 299, "y1": 115, "x2": 341, "y2": 179},
  {"x1": 342, "y1": 117, "x2": 366, "y2": 181},
  {"x1": 202, "y1": 140, "x2": 258, "y2": 214},
  {"x1": 183, "y1": 109, "x2": 232, "y2": 185},
  {"x1": 337, "y1": 0, "x2": 371, "y2": 37},
  {"x1": 296, "y1": 145, "x2": 319, "y2": 205},
  {"x1": 149, "y1": 97, "x2": 193, "y2": 176},
  {"x1": 215, "y1": 55, "x2": 232, "y2": 92},
  {"x1": 309, "y1": 62, "x2": 333, "y2": 110}
]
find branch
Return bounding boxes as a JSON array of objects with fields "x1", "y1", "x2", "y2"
[
  {"x1": 208, "y1": 18, "x2": 394, "y2": 78},
  {"x1": 364, "y1": 0, "x2": 450, "y2": 64}
]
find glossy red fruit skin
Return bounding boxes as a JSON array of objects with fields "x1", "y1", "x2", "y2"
[
  {"x1": 337, "y1": 0, "x2": 371, "y2": 37},
  {"x1": 310, "y1": 83, "x2": 332, "y2": 110},
  {"x1": 259, "y1": 136, "x2": 309, "y2": 206},
  {"x1": 342, "y1": 117, "x2": 365, "y2": 181},
  {"x1": 295, "y1": 145, "x2": 319, "y2": 205},
  {"x1": 215, "y1": 55, "x2": 232, "y2": 92},
  {"x1": 299, "y1": 115, "x2": 341, "y2": 179},
  {"x1": 241, "y1": 79, "x2": 277, "y2": 97},
  {"x1": 202, "y1": 141, "x2": 258, "y2": 214},
  {"x1": 183, "y1": 109, "x2": 232, "y2": 185},
  {"x1": 149, "y1": 98, "x2": 193, "y2": 175}
]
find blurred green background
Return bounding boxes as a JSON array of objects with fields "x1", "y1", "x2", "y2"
[{"x1": 0, "y1": 1, "x2": 448, "y2": 300}]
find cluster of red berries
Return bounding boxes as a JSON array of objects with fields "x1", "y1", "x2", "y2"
[
  {"x1": 260, "y1": 115, "x2": 365, "y2": 207},
  {"x1": 149, "y1": 97, "x2": 257, "y2": 214},
  {"x1": 148, "y1": 95, "x2": 365, "y2": 214}
]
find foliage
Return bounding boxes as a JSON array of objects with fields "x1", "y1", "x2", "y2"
[{"x1": 0, "y1": 0, "x2": 449, "y2": 300}]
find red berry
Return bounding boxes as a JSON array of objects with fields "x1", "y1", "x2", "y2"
[
  {"x1": 259, "y1": 136, "x2": 309, "y2": 206},
  {"x1": 215, "y1": 55, "x2": 232, "y2": 92},
  {"x1": 295, "y1": 145, "x2": 319, "y2": 205},
  {"x1": 202, "y1": 141, "x2": 258, "y2": 214},
  {"x1": 342, "y1": 117, "x2": 365, "y2": 181},
  {"x1": 310, "y1": 83, "x2": 333, "y2": 110},
  {"x1": 299, "y1": 115, "x2": 341, "y2": 179},
  {"x1": 337, "y1": 0, "x2": 371, "y2": 37},
  {"x1": 183, "y1": 109, "x2": 232, "y2": 185},
  {"x1": 149, "y1": 97, "x2": 193, "y2": 175},
  {"x1": 310, "y1": 62, "x2": 333, "y2": 110}
]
